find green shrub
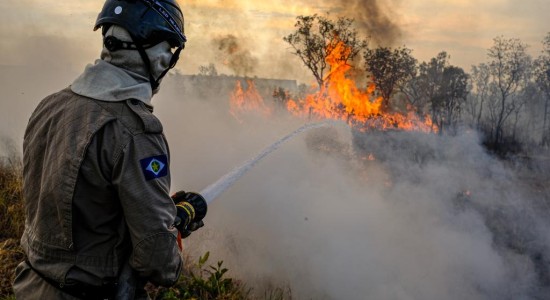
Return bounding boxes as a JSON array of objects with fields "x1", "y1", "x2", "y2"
[{"x1": 151, "y1": 252, "x2": 251, "y2": 300}]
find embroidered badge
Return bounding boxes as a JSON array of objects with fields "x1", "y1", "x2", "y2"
[{"x1": 140, "y1": 155, "x2": 168, "y2": 180}]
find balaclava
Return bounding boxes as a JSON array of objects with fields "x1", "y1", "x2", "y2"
[{"x1": 71, "y1": 25, "x2": 173, "y2": 105}]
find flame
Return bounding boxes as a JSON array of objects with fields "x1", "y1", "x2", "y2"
[
  {"x1": 229, "y1": 40, "x2": 437, "y2": 133},
  {"x1": 286, "y1": 41, "x2": 436, "y2": 132},
  {"x1": 230, "y1": 80, "x2": 271, "y2": 121}
]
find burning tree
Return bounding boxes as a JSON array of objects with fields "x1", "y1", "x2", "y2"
[
  {"x1": 228, "y1": 13, "x2": 435, "y2": 133},
  {"x1": 283, "y1": 40, "x2": 435, "y2": 132},
  {"x1": 283, "y1": 14, "x2": 368, "y2": 90},
  {"x1": 363, "y1": 46, "x2": 417, "y2": 110}
]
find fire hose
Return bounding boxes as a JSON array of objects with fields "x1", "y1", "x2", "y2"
[{"x1": 116, "y1": 121, "x2": 338, "y2": 298}]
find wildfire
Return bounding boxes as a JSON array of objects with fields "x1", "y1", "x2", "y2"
[
  {"x1": 229, "y1": 80, "x2": 272, "y2": 121},
  {"x1": 229, "y1": 41, "x2": 437, "y2": 133},
  {"x1": 286, "y1": 41, "x2": 435, "y2": 132}
]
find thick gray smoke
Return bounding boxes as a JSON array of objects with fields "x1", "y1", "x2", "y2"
[
  {"x1": 212, "y1": 34, "x2": 259, "y2": 76},
  {"x1": 155, "y1": 76, "x2": 550, "y2": 299},
  {"x1": 328, "y1": 0, "x2": 402, "y2": 46},
  {"x1": 2, "y1": 33, "x2": 549, "y2": 300}
]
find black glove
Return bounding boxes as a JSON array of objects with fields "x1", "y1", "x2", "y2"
[{"x1": 172, "y1": 191, "x2": 207, "y2": 238}]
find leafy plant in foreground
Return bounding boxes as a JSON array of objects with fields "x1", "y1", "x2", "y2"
[{"x1": 152, "y1": 252, "x2": 250, "y2": 300}]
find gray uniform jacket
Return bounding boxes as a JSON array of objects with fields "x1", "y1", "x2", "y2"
[{"x1": 15, "y1": 88, "x2": 182, "y2": 296}]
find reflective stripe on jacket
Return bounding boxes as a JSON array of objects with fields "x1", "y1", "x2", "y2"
[{"x1": 20, "y1": 88, "x2": 182, "y2": 288}]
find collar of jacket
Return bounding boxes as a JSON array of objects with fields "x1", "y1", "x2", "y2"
[{"x1": 70, "y1": 59, "x2": 153, "y2": 105}]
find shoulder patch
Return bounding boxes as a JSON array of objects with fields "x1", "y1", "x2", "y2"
[{"x1": 140, "y1": 155, "x2": 169, "y2": 180}]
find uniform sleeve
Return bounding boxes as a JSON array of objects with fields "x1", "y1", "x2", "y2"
[{"x1": 112, "y1": 132, "x2": 182, "y2": 287}]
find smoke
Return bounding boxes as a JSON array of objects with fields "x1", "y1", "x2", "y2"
[
  {"x1": 154, "y1": 76, "x2": 550, "y2": 299},
  {"x1": 0, "y1": 34, "x2": 98, "y2": 143},
  {"x1": 182, "y1": 0, "x2": 404, "y2": 81},
  {"x1": 212, "y1": 34, "x2": 259, "y2": 76},
  {"x1": 2, "y1": 4, "x2": 548, "y2": 298},
  {"x1": 327, "y1": 0, "x2": 402, "y2": 46},
  {"x1": 2, "y1": 49, "x2": 549, "y2": 298}
]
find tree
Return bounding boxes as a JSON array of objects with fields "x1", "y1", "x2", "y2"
[
  {"x1": 284, "y1": 14, "x2": 368, "y2": 89},
  {"x1": 467, "y1": 63, "x2": 491, "y2": 128},
  {"x1": 486, "y1": 36, "x2": 530, "y2": 146},
  {"x1": 431, "y1": 66, "x2": 469, "y2": 134},
  {"x1": 198, "y1": 63, "x2": 218, "y2": 76},
  {"x1": 272, "y1": 87, "x2": 291, "y2": 107},
  {"x1": 534, "y1": 32, "x2": 550, "y2": 146},
  {"x1": 401, "y1": 52, "x2": 449, "y2": 115},
  {"x1": 400, "y1": 51, "x2": 469, "y2": 133},
  {"x1": 363, "y1": 46, "x2": 417, "y2": 110},
  {"x1": 511, "y1": 82, "x2": 537, "y2": 143}
]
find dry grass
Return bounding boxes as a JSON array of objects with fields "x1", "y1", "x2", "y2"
[
  {"x1": 0, "y1": 157, "x2": 24, "y2": 240},
  {"x1": 0, "y1": 141, "x2": 25, "y2": 298},
  {"x1": 0, "y1": 239, "x2": 24, "y2": 298}
]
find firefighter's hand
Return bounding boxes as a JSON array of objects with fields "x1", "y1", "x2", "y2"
[
  {"x1": 172, "y1": 191, "x2": 207, "y2": 238},
  {"x1": 178, "y1": 220, "x2": 205, "y2": 239}
]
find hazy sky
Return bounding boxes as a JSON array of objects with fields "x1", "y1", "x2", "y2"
[{"x1": 0, "y1": 0, "x2": 549, "y2": 81}]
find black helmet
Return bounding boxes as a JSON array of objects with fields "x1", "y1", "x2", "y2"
[{"x1": 94, "y1": 0, "x2": 186, "y2": 48}]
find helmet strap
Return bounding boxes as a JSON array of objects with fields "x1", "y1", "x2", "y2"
[
  {"x1": 125, "y1": 32, "x2": 159, "y2": 91},
  {"x1": 153, "y1": 46, "x2": 183, "y2": 88}
]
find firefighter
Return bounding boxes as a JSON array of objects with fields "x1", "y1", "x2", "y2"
[{"x1": 12, "y1": 0, "x2": 207, "y2": 299}]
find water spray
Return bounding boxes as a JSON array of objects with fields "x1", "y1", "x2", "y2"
[
  {"x1": 117, "y1": 121, "x2": 339, "y2": 298},
  {"x1": 199, "y1": 121, "x2": 338, "y2": 204}
]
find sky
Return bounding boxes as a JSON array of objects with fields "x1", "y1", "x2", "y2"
[{"x1": 0, "y1": 0, "x2": 548, "y2": 82}]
